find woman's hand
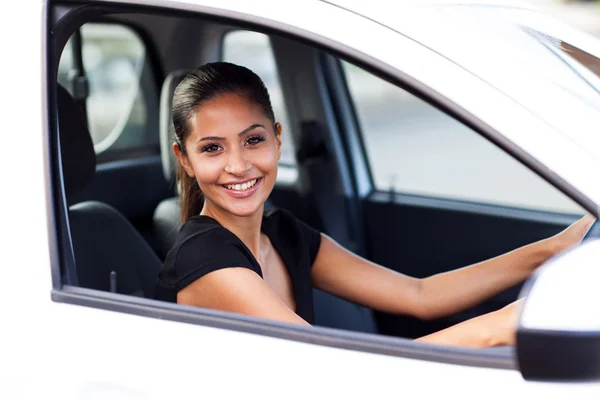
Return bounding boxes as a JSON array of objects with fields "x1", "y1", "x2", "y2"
[
  {"x1": 485, "y1": 216, "x2": 596, "y2": 347},
  {"x1": 487, "y1": 298, "x2": 525, "y2": 346},
  {"x1": 414, "y1": 297, "x2": 525, "y2": 347},
  {"x1": 547, "y1": 214, "x2": 596, "y2": 256}
]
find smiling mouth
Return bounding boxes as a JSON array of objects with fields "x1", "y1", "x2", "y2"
[{"x1": 221, "y1": 178, "x2": 261, "y2": 192}]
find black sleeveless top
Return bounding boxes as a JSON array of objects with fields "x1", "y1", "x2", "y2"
[{"x1": 154, "y1": 208, "x2": 322, "y2": 323}]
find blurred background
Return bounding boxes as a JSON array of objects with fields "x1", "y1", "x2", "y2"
[{"x1": 534, "y1": 0, "x2": 600, "y2": 37}]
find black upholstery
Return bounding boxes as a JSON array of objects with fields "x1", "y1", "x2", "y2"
[
  {"x1": 58, "y1": 85, "x2": 162, "y2": 297},
  {"x1": 153, "y1": 196, "x2": 182, "y2": 259},
  {"x1": 57, "y1": 86, "x2": 96, "y2": 200},
  {"x1": 313, "y1": 289, "x2": 377, "y2": 333},
  {"x1": 69, "y1": 201, "x2": 161, "y2": 297}
]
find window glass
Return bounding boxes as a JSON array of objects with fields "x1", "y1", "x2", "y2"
[
  {"x1": 222, "y1": 31, "x2": 297, "y2": 184},
  {"x1": 343, "y1": 61, "x2": 583, "y2": 214},
  {"x1": 58, "y1": 23, "x2": 157, "y2": 156}
]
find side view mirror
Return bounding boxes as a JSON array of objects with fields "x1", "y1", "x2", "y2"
[{"x1": 517, "y1": 238, "x2": 600, "y2": 382}]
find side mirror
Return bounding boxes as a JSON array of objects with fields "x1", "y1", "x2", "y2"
[{"x1": 517, "y1": 239, "x2": 600, "y2": 382}]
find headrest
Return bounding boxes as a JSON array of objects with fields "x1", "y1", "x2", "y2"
[
  {"x1": 160, "y1": 69, "x2": 190, "y2": 182},
  {"x1": 57, "y1": 85, "x2": 97, "y2": 200}
]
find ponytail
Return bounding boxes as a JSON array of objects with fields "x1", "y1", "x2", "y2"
[{"x1": 176, "y1": 162, "x2": 203, "y2": 223}]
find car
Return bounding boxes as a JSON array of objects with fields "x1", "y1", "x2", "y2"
[{"x1": 2, "y1": 0, "x2": 600, "y2": 397}]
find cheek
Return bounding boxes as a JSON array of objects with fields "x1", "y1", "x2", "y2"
[
  {"x1": 252, "y1": 145, "x2": 280, "y2": 170},
  {"x1": 189, "y1": 155, "x2": 224, "y2": 185}
]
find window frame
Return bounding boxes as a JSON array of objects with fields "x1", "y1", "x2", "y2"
[{"x1": 46, "y1": 0, "x2": 598, "y2": 371}]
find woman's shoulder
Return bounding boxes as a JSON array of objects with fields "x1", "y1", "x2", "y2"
[
  {"x1": 178, "y1": 214, "x2": 221, "y2": 236},
  {"x1": 165, "y1": 215, "x2": 257, "y2": 274},
  {"x1": 157, "y1": 215, "x2": 261, "y2": 301},
  {"x1": 171, "y1": 215, "x2": 240, "y2": 255}
]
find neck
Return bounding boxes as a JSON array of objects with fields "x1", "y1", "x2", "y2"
[{"x1": 200, "y1": 201, "x2": 264, "y2": 258}]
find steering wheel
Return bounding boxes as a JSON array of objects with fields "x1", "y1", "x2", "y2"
[{"x1": 582, "y1": 219, "x2": 600, "y2": 242}]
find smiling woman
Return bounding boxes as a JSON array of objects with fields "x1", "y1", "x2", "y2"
[
  {"x1": 153, "y1": 62, "x2": 595, "y2": 346},
  {"x1": 170, "y1": 62, "x2": 281, "y2": 222}
]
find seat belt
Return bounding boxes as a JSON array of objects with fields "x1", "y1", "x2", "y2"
[
  {"x1": 296, "y1": 120, "x2": 361, "y2": 254},
  {"x1": 68, "y1": 29, "x2": 89, "y2": 125}
]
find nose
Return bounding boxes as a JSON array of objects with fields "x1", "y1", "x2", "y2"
[{"x1": 224, "y1": 147, "x2": 251, "y2": 176}]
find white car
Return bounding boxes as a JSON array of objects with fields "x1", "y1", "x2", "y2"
[{"x1": 2, "y1": 0, "x2": 600, "y2": 398}]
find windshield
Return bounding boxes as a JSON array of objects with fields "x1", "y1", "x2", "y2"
[
  {"x1": 448, "y1": 7, "x2": 600, "y2": 108},
  {"x1": 396, "y1": 6, "x2": 600, "y2": 158},
  {"x1": 439, "y1": 6, "x2": 600, "y2": 160},
  {"x1": 332, "y1": 2, "x2": 600, "y2": 160},
  {"x1": 524, "y1": 28, "x2": 600, "y2": 104}
]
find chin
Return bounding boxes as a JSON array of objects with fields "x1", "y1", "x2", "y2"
[{"x1": 222, "y1": 200, "x2": 264, "y2": 217}]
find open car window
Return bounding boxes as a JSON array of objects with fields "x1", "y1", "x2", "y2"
[{"x1": 342, "y1": 60, "x2": 584, "y2": 214}]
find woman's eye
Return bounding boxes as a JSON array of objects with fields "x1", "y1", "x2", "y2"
[
  {"x1": 246, "y1": 135, "x2": 265, "y2": 146},
  {"x1": 201, "y1": 144, "x2": 222, "y2": 153}
]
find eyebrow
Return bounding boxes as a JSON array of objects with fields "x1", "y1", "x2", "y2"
[{"x1": 196, "y1": 124, "x2": 265, "y2": 143}]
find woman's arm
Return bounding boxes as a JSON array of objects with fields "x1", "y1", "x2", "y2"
[
  {"x1": 311, "y1": 215, "x2": 593, "y2": 321},
  {"x1": 178, "y1": 267, "x2": 310, "y2": 326},
  {"x1": 414, "y1": 300, "x2": 521, "y2": 347}
]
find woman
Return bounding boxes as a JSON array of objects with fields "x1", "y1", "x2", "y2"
[{"x1": 155, "y1": 62, "x2": 594, "y2": 347}]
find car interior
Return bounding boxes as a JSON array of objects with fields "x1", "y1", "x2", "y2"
[{"x1": 52, "y1": 4, "x2": 586, "y2": 341}]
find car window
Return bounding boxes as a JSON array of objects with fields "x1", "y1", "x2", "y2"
[
  {"x1": 58, "y1": 23, "x2": 159, "y2": 159},
  {"x1": 222, "y1": 30, "x2": 298, "y2": 184},
  {"x1": 342, "y1": 61, "x2": 584, "y2": 214}
]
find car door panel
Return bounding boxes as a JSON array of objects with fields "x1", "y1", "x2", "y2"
[{"x1": 362, "y1": 192, "x2": 576, "y2": 339}]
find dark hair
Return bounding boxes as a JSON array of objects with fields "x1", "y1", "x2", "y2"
[{"x1": 172, "y1": 62, "x2": 277, "y2": 223}]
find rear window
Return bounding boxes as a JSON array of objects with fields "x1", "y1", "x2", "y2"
[{"x1": 58, "y1": 23, "x2": 159, "y2": 159}]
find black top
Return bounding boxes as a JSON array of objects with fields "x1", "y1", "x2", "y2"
[{"x1": 155, "y1": 208, "x2": 322, "y2": 323}]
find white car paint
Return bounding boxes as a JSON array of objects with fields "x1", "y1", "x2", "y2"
[
  {"x1": 1, "y1": 0, "x2": 599, "y2": 398},
  {"x1": 521, "y1": 238, "x2": 600, "y2": 331}
]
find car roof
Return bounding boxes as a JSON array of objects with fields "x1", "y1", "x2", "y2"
[{"x1": 327, "y1": 0, "x2": 536, "y2": 12}]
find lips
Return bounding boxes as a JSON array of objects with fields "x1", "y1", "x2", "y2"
[{"x1": 220, "y1": 177, "x2": 263, "y2": 199}]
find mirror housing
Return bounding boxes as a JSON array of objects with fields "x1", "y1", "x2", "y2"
[{"x1": 517, "y1": 239, "x2": 600, "y2": 382}]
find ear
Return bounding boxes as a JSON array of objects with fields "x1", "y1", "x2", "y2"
[
  {"x1": 173, "y1": 142, "x2": 195, "y2": 178},
  {"x1": 275, "y1": 122, "x2": 283, "y2": 160}
]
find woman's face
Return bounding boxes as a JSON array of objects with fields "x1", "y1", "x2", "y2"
[{"x1": 175, "y1": 92, "x2": 282, "y2": 218}]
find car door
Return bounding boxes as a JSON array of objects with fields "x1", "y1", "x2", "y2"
[{"x1": 5, "y1": 0, "x2": 599, "y2": 398}]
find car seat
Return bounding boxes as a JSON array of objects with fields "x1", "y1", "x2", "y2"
[{"x1": 58, "y1": 85, "x2": 162, "y2": 297}]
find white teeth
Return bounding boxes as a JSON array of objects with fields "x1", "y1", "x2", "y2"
[{"x1": 225, "y1": 179, "x2": 257, "y2": 191}]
